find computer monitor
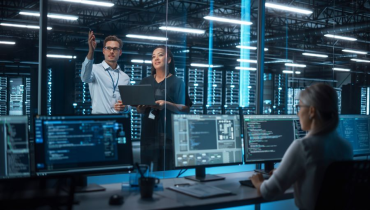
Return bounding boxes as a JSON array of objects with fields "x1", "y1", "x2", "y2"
[
  {"x1": 172, "y1": 114, "x2": 242, "y2": 182},
  {"x1": 34, "y1": 115, "x2": 133, "y2": 191},
  {"x1": 0, "y1": 116, "x2": 30, "y2": 178},
  {"x1": 243, "y1": 115, "x2": 300, "y2": 173},
  {"x1": 336, "y1": 115, "x2": 370, "y2": 156}
]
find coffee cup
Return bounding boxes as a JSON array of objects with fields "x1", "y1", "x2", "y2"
[{"x1": 139, "y1": 177, "x2": 160, "y2": 198}]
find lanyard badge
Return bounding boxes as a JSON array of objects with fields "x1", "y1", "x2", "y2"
[{"x1": 107, "y1": 70, "x2": 119, "y2": 98}]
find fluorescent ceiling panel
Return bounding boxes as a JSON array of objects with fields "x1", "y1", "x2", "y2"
[
  {"x1": 237, "y1": 59, "x2": 257, "y2": 63},
  {"x1": 333, "y1": 68, "x2": 350, "y2": 72},
  {"x1": 47, "y1": 54, "x2": 76, "y2": 59},
  {"x1": 204, "y1": 16, "x2": 252, "y2": 25},
  {"x1": 131, "y1": 60, "x2": 151, "y2": 64},
  {"x1": 324, "y1": 34, "x2": 357, "y2": 41},
  {"x1": 0, "y1": 23, "x2": 52, "y2": 30},
  {"x1": 126, "y1": 34, "x2": 168, "y2": 41},
  {"x1": 302, "y1": 53, "x2": 328, "y2": 58},
  {"x1": 190, "y1": 63, "x2": 223, "y2": 68},
  {"x1": 0, "y1": 41, "x2": 15, "y2": 45},
  {"x1": 265, "y1": 3, "x2": 312, "y2": 14},
  {"x1": 351, "y1": 59, "x2": 370, "y2": 63},
  {"x1": 285, "y1": 63, "x2": 306, "y2": 68},
  {"x1": 19, "y1": 11, "x2": 78, "y2": 20},
  {"x1": 342, "y1": 49, "x2": 367, "y2": 55},
  {"x1": 159, "y1": 26, "x2": 205, "y2": 34},
  {"x1": 61, "y1": 0, "x2": 114, "y2": 7},
  {"x1": 236, "y1": 45, "x2": 268, "y2": 51},
  {"x1": 235, "y1": 67, "x2": 257, "y2": 70}
]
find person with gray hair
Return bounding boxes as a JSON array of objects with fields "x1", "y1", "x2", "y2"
[{"x1": 250, "y1": 83, "x2": 353, "y2": 210}]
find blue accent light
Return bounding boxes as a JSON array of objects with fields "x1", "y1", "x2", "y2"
[
  {"x1": 239, "y1": 0, "x2": 251, "y2": 107},
  {"x1": 207, "y1": 1, "x2": 215, "y2": 107}
]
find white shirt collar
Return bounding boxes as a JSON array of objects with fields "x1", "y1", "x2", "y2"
[{"x1": 102, "y1": 60, "x2": 121, "y2": 71}]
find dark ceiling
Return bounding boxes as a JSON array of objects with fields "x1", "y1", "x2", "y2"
[{"x1": 0, "y1": 0, "x2": 369, "y2": 78}]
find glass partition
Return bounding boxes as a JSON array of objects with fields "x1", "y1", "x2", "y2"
[
  {"x1": 0, "y1": 0, "x2": 368, "y2": 177},
  {"x1": 263, "y1": 0, "x2": 369, "y2": 115}
]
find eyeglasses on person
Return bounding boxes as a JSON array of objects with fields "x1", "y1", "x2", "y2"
[
  {"x1": 295, "y1": 104, "x2": 309, "y2": 113},
  {"x1": 104, "y1": 46, "x2": 121, "y2": 52}
]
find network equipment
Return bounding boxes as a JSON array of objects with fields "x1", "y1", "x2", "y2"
[
  {"x1": 337, "y1": 115, "x2": 370, "y2": 156},
  {"x1": 34, "y1": 115, "x2": 133, "y2": 191},
  {"x1": 0, "y1": 116, "x2": 30, "y2": 178},
  {"x1": 243, "y1": 115, "x2": 300, "y2": 173},
  {"x1": 172, "y1": 114, "x2": 242, "y2": 182}
]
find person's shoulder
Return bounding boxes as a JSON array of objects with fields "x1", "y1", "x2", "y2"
[
  {"x1": 119, "y1": 69, "x2": 129, "y2": 77},
  {"x1": 140, "y1": 76, "x2": 153, "y2": 84},
  {"x1": 336, "y1": 135, "x2": 353, "y2": 155},
  {"x1": 170, "y1": 75, "x2": 184, "y2": 83},
  {"x1": 93, "y1": 62, "x2": 104, "y2": 68}
]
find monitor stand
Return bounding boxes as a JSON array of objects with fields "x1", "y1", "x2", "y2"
[
  {"x1": 254, "y1": 162, "x2": 274, "y2": 175},
  {"x1": 74, "y1": 175, "x2": 106, "y2": 193},
  {"x1": 184, "y1": 166, "x2": 225, "y2": 182}
]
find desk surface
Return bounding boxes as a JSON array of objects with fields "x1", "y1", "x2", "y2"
[{"x1": 74, "y1": 171, "x2": 294, "y2": 210}]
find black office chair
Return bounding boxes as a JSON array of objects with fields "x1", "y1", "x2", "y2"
[
  {"x1": 0, "y1": 175, "x2": 76, "y2": 210},
  {"x1": 315, "y1": 160, "x2": 370, "y2": 210}
]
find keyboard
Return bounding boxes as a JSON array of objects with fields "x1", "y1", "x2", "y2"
[{"x1": 239, "y1": 174, "x2": 270, "y2": 188}]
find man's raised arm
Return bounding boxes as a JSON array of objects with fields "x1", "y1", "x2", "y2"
[{"x1": 81, "y1": 30, "x2": 97, "y2": 83}]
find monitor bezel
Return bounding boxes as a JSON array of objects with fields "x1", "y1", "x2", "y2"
[
  {"x1": 33, "y1": 114, "x2": 134, "y2": 176},
  {"x1": 242, "y1": 114, "x2": 300, "y2": 164},
  {"x1": 172, "y1": 114, "x2": 243, "y2": 170}
]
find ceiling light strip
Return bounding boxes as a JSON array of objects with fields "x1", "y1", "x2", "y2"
[
  {"x1": 47, "y1": 54, "x2": 76, "y2": 59},
  {"x1": 324, "y1": 34, "x2": 357, "y2": 41},
  {"x1": 237, "y1": 59, "x2": 257, "y2": 63},
  {"x1": 237, "y1": 45, "x2": 268, "y2": 51},
  {"x1": 235, "y1": 67, "x2": 257, "y2": 70},
  {"x1": 302, "y1": 53, "x2": 328, "y2": 58},
  {"x1": 342, "y1": 49, "x2": 367, "y2": 55},
  {"x1": 0, "y1": 23, "x2": 52, "y2": 30},
  {"x1": 351, "y1": 59, "x2": 370, "y2": 63},
  {"x1": 190, "y1": 63, "x2": 223, "y2": 68},
  {"x1": 61, "y1": 0, "x2": 114, "y2": 7},
  {"x1": 285, "y1": 63, "x2": 306, "y2": 68},
  {"x1": 126, "y1": 34, "x2": 168, "y2": 41},
  {"x1": 159, "y1": 26, "x2": 205, "y2": 34},
  {"x1": 131, "y1": 60, "x2": 152, "y2": 64},
  {"x1": 19, "y1": 11, "x2": 78, "y2": 20},
  {"x1": 265, "y1": 3, "x2": 312, "y2": 14},
  {"x1": 333, "y1": 68, "x2": 350, "y2": 72},
  {"x1": 0, "y1": 41, "x2": 15, "y2": 45},
  {"x1": 204, "y1": 16, "x2": 252, "y2": 25}
]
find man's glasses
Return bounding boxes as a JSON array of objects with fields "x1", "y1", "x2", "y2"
[
  {"x1": 104, "y1": 46, "x2": 121, "y2": 52},
  {"x1": 295, "y1": 104, "x2": 309, "y2": 113}
]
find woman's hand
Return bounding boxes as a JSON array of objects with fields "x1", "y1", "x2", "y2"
[
  {"x1": 250, "y1": 173, "x2": 264, "y2": 195},
  {"x1": 151, "y1": 100, "x2": 166, "y2": 110},
  {"x1": 136, "y1": 105, "x2": 148, "y2": 113}
]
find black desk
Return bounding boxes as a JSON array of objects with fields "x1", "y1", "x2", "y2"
[{"x1": 74, "y1": 171, "x2": 294, "y2": 210}]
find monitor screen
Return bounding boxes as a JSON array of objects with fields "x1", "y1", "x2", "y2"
[
  {"x1": 243, "y1": 115, "x2": 300, "y2": 163},
  {"x1": 172, "y1": 114, "x2": 242, "y2": 168},
  {"x1": 34, "y1": 115, "x2": 133, "y2": 176},
  {"x1": 337, "y1": 115, "x2": 370, "y2": 156},
  {"x1": 0, "y1": 116, "x2": 30, "y2": 178}
]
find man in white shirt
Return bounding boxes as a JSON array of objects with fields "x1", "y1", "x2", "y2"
[{"x1": 81, "y1": 31, "x2": 130, "y2": 114}]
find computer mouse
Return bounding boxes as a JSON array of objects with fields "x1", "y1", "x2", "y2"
[{"x1": 109, "y1": 194, "x2": 124, "y2": 205}]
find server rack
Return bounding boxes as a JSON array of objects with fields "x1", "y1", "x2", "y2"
[
  {"x1": 225, "y1": 70, "x2": 240, "y2": 115},
  {"x1": 206, "y1": 69, "x2": 223, "y2": 115},
  {"x1": 188, "y1": 68, "x2": 205, "y2": 115}
]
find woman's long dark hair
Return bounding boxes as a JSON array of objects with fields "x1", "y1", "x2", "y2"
[
  {"x1": 299, "y1": 83, "x2": 339, "y2": 135},
  {"x1": 151, "y1": 45, "x2": 175, "y2": 76}
]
